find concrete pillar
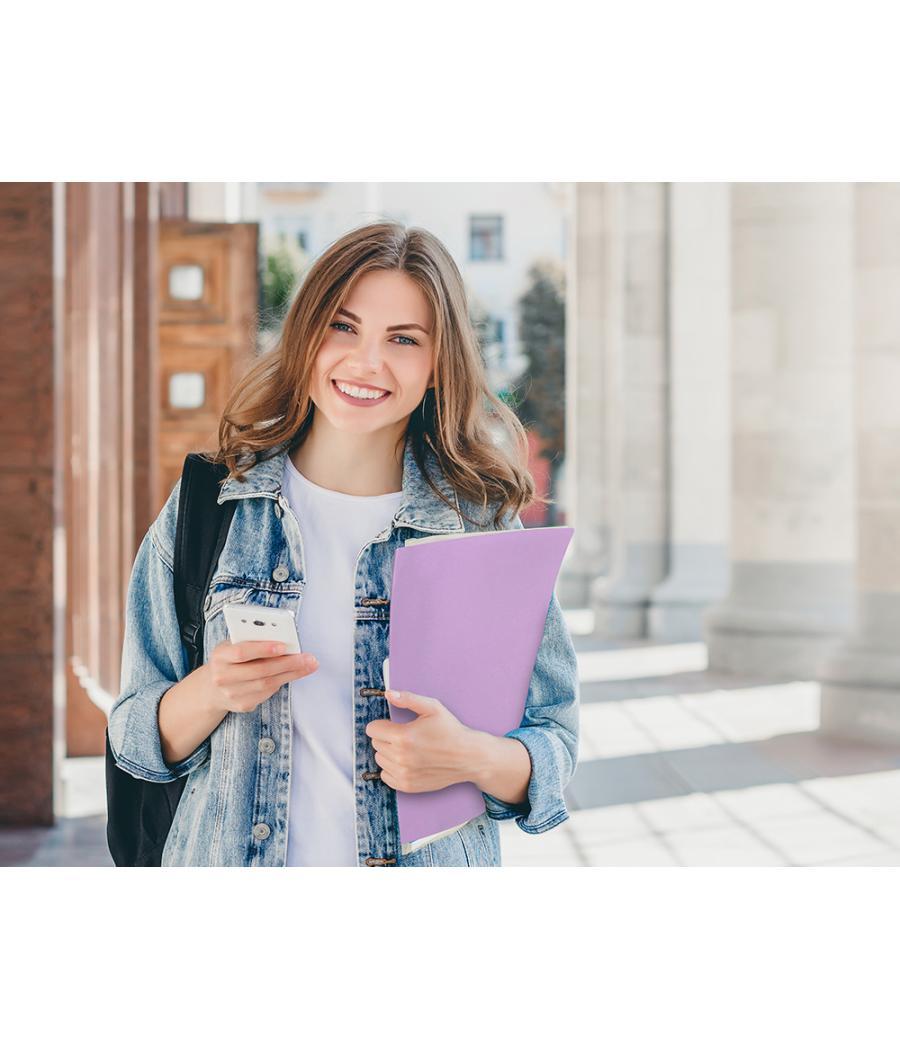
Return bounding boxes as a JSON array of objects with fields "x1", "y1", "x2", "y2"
[
  {"x1": 559, "y1": 183, "x2": 621, "y2": 607},
  {"x1": 591, "y1": 183, "x2": 670, "y2": 637},
  {"x1": 649, "y1": 183, "x2": 731, "y2": 640},
  {"x1": 705, "y1": 184, "x2": 856, "y2": 676},
  {"x1": 819, "y1": 184, "x2": 900, "y2": 744}
]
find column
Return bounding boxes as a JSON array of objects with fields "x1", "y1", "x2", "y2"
[
  {"x1": 649, "y1": 183, "x2": 731, "y2": 640},
  {"x1": 705, "y1": 184, "x2": 856, "y2": 676},
  {"x1": 819, "y1": 183, "x2": 900, "y2": 744},
  {"x1": 559, "y1": 182, "x2": 621, "y2": 607},
  {"x1": 0, "y1": 184, "x2": 55, "y2": 825},
  {"x1": 591, "y1": 183, "x2": 670, "y2": 637}
]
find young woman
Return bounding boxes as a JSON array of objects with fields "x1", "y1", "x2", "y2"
[{"x1": 108, "y1": 221, "x2": 579, "y2": 867}]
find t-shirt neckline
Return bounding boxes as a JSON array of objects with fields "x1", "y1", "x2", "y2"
[{"x1": 284, "y1": 454, "x2": 403, "y2": 502}]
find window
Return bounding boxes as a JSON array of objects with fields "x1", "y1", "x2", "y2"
[
  {"x1": 168, "y1": 264, "x2": 204, "y2": 301},
  {"x1": 469, "y1": 215, "x2": 504, "y2": 261},
  {"x1": 485, "y1": 316, "x2": 505, "y2": 345},
  {"x1": 168, "y1": 372, "x2": 206, "y2": 410}
]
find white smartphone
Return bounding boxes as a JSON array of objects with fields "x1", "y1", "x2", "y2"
[{"x1": 222, "y1": 602, "x2": 302, "y2": 654}]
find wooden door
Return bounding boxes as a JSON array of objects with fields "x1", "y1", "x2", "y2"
[{"x1": 156, "y1": 221, "x2": 258, "y2": 508}]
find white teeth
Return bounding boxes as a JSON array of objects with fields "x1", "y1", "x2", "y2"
[{"x1": 335, "y1": 381, "x2": 388, "y2": 400}]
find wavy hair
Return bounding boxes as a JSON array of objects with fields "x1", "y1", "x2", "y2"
[{"x1": 207, "y1": 220, "x2": 546, "y2": 528}]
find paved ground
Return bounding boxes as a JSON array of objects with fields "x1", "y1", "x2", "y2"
[{"x1": 3, "y1": 619, "x2": 899, "y2": 867}]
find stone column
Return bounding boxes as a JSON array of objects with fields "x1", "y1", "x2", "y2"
[
  {"x1": 705, "y1": 184, "x2": 856, "y2": 676},
  {"x1": 559, "y1": 183, "x2": 622, "y2": 607},
  {"x1": 649, "y1": 183, "x2": 731, "y2": 640},
  {"x1": 819, "y1": 184, "x2": 900, "y2": 744},
  {"x1": 591, "y1": 183, "x2": 670, "y2": 637},
  {"x1": 0, "y1": 183, "x2": 56, "y2": 825}
]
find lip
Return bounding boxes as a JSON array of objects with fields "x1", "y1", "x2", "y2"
[
  {"x1": 331, "y1": 378, "x2": 392, "y2": 406},
  {"x1": 332, "y1": 378, "x2": 391, "y2": 393}
]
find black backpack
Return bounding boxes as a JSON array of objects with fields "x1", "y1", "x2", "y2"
[{"x1": 104, "y1": 453, "x2": 237, "y2": 866}]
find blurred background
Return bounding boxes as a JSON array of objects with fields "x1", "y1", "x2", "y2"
[{"x1": 1, "y1": 180, "x2": 898, "y2": 866}]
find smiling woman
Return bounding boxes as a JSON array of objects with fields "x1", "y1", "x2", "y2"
[
  {"x1": 108, "y1": 220, "x2": 579, "y2": 868},
  {"x1": 213, "y1": 221, "x2": 541, "y2": 525},
  {"x1": 291, "y1": 267, "x2": 442, "y2": 496}
]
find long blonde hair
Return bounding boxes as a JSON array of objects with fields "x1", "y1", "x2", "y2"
[{"x1": 209, "y1": 220, "x2": 545, "y2": 528}]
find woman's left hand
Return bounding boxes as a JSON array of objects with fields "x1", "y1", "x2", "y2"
[{"x1": 364, "y1": 690, "x2": 481, "y2": 793}]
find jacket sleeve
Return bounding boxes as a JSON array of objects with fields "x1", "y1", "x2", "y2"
[
  {"x1": 479, "y1": 512, "x2": 580, "y2": 834},
  {"x1": 107, "y1": 478, "x2": 212, "y2": 784}
]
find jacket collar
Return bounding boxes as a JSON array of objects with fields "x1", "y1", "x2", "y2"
[{"x1": 216, "y1": 430, "x2": 465, "y2": 534}]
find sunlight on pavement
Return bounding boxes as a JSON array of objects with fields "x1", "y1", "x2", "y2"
[
  {"x1": 576, "y1": 642, "x2": 708, "y2": 683},
  {"x1": 579, "y1": 681, "x2": 821, "y2": 760},
  {"x1": 501, "y1": 635, "x2": 900, "y2": 868}
]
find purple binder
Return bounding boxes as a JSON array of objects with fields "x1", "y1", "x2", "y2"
[{"x1": 387, "y1": 525, "x2": 575, "y2": 844}]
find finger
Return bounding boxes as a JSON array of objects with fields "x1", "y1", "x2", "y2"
[
  {"x1": 385, "y1": 690, "x2": 437, "y2": 715},
  {"x1": 220, "y1": 652, "x2": 317, "y2": 684},
  {"x1": 379, "y1": 768, "x2": 400, "y2": 790},
  {"x1": 365, "y1": 720, "x2": 402, "y2": 745},
  {"x1": 229, "y1": 661, "x2": 319, "y2": 709},
  {"x1": 224, "y1": 640, "x2": 289, "y2": 663},
  {"x1": 373, "y1": 751, "x2": 399, "y2": 775}
]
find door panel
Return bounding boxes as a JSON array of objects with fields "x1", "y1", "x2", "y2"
[{"x1": 157, "y1": 221, "x2": 258, "y2": 507}]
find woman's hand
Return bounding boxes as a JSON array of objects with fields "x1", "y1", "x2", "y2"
[
  {"x1": 365, "y1": 690, "x2": 482, "y2": 793},
  {"x1": 205, "y1": 640, "x2": 319, "y2": 715}
]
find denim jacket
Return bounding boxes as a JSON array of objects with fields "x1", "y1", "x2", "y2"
[{"x1": 107, "y1": 431, "x2": 580, "y2": 866}]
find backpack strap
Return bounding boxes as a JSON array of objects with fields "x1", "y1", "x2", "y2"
[{"x1": 173, "y1": 453, "x2": 238, "y2": 672}]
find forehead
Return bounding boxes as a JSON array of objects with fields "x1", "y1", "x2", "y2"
[{"x1": 343, "y1": 269, "x2": 433, "y2": 324}]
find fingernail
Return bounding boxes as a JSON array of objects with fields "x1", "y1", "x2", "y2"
[
  {"x1": 272, "y1": 643, "x2": 287, "y2": 655},
  {"x1": 304, "y1": 654, "x2": 318, "y2": 667}
]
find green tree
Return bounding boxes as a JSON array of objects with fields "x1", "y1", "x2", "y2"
[
  {"x1": 514, "y1": 259, "x2": 566, "y2": 524},
  {"x1": 261, "y1": 241, "x2": 298, "y2": 326}
]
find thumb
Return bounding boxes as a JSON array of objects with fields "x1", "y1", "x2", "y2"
[{"x1": 386, "y1": 689, "x2": 436, "y2": 715}]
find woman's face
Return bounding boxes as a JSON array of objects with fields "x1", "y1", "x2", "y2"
[{"x1": 308, "y1": 269, "x2": 436, "y2": 436}]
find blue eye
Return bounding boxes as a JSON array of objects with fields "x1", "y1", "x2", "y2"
[{"x1": 329, "y1": 321, "x2": 419, "y2": 346}]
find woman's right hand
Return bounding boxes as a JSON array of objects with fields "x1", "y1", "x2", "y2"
[{"x1": 204, "y1": 640, "x2": 319, "y2": 714}]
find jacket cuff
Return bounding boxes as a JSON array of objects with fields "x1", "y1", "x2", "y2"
[
  {"x1": 109, "y1": 679, "x2": 211, "y2": 783},
  {"x1": 480, "y1": 726, "x2": 571, "y2": 834}
]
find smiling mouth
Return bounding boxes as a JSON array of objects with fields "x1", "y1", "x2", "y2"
[{"x1": 331, "y1": 379, "x2": 392, "y2": 404}]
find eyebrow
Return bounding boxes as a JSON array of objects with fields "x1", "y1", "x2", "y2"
[{"x1": 337, "y1": 307, "x2": 431, "y2": 334}]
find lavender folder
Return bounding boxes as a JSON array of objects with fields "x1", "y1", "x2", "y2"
[{"x1": 386, "y1": 525, "x2": 575, "y2": 845}]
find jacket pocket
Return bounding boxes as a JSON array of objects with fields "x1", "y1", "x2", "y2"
[
  {"x1": 423, "y1": 815, "x2": 500, "y2": 867},
  {"x1": 203, "y1": 581, "x2": 255, "y2": 624},
  {"x1": 460, "y1": 815, "x2": 501, "y2": 867}
]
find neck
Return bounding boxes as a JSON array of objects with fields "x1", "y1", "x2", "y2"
[{"x1": 290, "y1": 413, "x2": 406, "y2": 496}]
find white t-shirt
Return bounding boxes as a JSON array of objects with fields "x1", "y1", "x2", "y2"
[{"x1": 282, "y1": 454, "x2": 404, "y2": 866}]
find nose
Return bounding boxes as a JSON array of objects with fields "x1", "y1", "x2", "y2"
[{"x1": 347, "y1": 334, "x2": 385, "y2": 377}]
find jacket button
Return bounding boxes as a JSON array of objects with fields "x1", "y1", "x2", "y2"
[
  {"x1": 258, "y1": 737, "x2": 276, "y2": 755},
  {"x1": 252, "y1": 823, "x2": 271, "y2": 840},
  {"x1": 272, "y1": 566, "x2": 290, "y2": 582}
]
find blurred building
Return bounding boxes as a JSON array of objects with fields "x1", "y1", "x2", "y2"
[
  {"x1": 561, "y1": 183, "x2": 900, "y2": 746},
  {"x1": 190, "y1": 180, "x2": 569, "y2": 394},
  {"x1": 0, "y1": 183, "x2": 258, "y2": 825}
]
